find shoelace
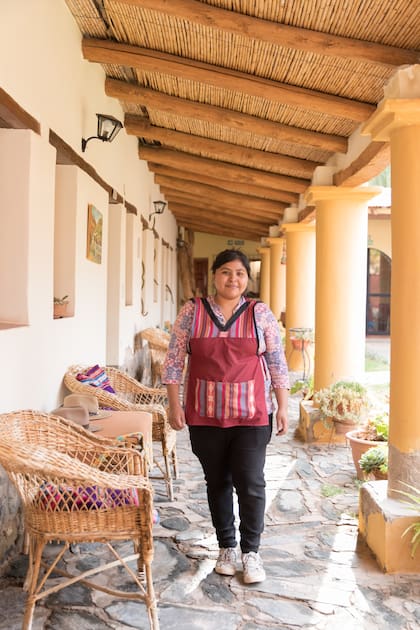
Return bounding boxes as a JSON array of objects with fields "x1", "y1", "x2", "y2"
[
  {"x1": 220, "y1": 548, "x2": 236, "y2": 563},
  {"x1": 243, "y1": 553, "x2": 261, "y2": 570}
]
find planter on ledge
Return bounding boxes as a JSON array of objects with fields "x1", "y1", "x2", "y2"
[{"x1": 346, "y1": 429, "x2": 384, "y2": 480}]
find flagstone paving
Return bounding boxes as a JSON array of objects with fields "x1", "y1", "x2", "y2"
[{"x1": 0, "y1": 371, "x2": 419, "y2": 629}]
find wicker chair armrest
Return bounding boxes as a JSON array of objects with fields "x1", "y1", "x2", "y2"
[
  {"x1": 130, "y1": 402, "x2": 167, "y2": 420},
  {"x1": 132, "y1": 389, "x2": 167, "y2": 406},
  {"x1": 0, "y1": 442, "x2": 152, "y2": 493},
  {"x1": 147, "y1": 340, "x2": 169, "y2": 353},
  {"x1": 0, "y1": 411, "x2": 128, "y2": 452}
]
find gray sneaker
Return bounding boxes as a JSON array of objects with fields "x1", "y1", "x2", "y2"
[
  {"x1": 242, "y1": 551, "x2": 266, "y2": 584},
  {"x1": 215, "y1": 547, "x2": 237, "y2": 576}
]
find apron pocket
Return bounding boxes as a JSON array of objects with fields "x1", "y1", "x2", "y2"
[{"x1": 194, "y1": 378, "x2": 256, "y2": 419}]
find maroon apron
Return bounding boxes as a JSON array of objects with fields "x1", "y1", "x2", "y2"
[{"x1": 185, "y1": 298, "x2": 268, "y2": 428}]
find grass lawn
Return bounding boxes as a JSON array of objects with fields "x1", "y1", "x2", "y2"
[{"x1": 365, "y1": 352, "x2": 389, "y2": 372}]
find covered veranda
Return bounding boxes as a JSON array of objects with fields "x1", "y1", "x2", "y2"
[{"x1": 1, "y1": 353, "x2": 419, "y2": 629}]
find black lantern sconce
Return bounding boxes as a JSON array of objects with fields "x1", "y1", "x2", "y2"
[
  {"x1": 81, "y1": 113, "x2": 123, "y2": 152},
  {"x1": 148, "y1": 200, "x2": 167, "y2": 230}
]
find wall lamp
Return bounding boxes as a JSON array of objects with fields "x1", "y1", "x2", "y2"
[
  {"x1": 81, "y1": 113, "x2": 123, "y2": 152},
  {"x1": 148, "y1": 200, "x2": 167, "y2": 230}
]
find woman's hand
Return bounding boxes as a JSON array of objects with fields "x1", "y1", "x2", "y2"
[
  {"x1": 275, "y1": 407, "x2": 288, "y2": 436},
  {"x1": 168, "y1": 404, "x2": 186, "y2": 431},
  {"x1": 165, "y1": 384, "x2": 186, "y2": 431},
  {"x1": 273, "y1": 387, "x2": 289, "y2": 436}
]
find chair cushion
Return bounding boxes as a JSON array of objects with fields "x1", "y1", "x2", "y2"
[
  {"x1": 38, "y1": 482, "x2": 139, "y2": 510},
  {"x1": 37, "y1": 483, "x2": 160, "y2": 522},
  {"x1": 76, "y1": 365, "x2": 116, "y2": 393}
]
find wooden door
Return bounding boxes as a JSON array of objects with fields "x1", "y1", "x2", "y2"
[{"x1": 194, "y1": 258, "x2": 208, "y2": 297}]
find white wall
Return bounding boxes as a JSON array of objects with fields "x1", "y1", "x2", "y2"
[
  {"x1": 0, "y1": 0, "x2": 178, "y2": 413},
  {"x1": 368, "y1": 217, "x2": 391, "y2": 258}
]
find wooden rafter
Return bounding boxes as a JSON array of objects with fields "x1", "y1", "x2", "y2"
[
  {"x1": 83, "y1": 38, "x2": 375, "y2": 121},
  {"x1": 155, "y1": 174, "x2": 286, "y2": 214},
  {"x1": 334, "y1": 142, "x2": 390, "y2": 187},
  {"x1": 167, "y1": 200, "x2": 272, "y2": 230},
  {"x1": 147, "y1": 163, "x2": 299, "y2": 204},
  {"x1": 173, "y1": 214, "x2": 262, "y2": 239},
  {"x1": 106, "y1": 79, "x2": 347, "y2": 154},
  {"x1": 138, "y1": 146, "x2": 310, "y2": 194},
  {"x1": 162, "y1": 190, "x2": 281, "y2": 223},
  {"x1": 125, "y1": 115, "x2": 320, "y2": 177},
  {"x1": 117, "y1": 0, "x2": 419, "y2": 67}
]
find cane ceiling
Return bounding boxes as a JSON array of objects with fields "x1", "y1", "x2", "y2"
[{"x1": 65, "y1": 0, "x2": 420, "y2": 241}]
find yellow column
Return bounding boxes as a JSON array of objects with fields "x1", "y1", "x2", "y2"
[
  {"x1": 266, "y1": 237, "x2": 286, "y2": 322},
  {"x1": 256, "y1": 246, "x2": 270, "y2": 306},
  {"x1": 282, "y1": 223, "x2": 316, "y2": 372},
  {"x1": 306, "y1": 187, "x2": 381, "y2": 391},
  {"x1": 358, "y1": 96, "x2": 420, "y2": 573}
]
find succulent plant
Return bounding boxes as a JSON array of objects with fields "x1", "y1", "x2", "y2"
[
  {"x1": 314, "y1": 380, "x2": 368, "y2": 425},
  {"x1": 359, "y1": 444, "x2": 388, "y2": 475}
]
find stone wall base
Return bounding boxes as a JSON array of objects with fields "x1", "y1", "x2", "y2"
[{"x1": 359, "y1": 481, "x2": 420, "y2": 573}]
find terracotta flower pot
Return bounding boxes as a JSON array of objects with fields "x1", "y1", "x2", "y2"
[
  {"x1": 345, "y1": 429, "x2": 385, "y2": 480},
  {"x1": 364, "y1": 469, "x2": 388, "y2": 481},
  {"x1": 291, "y1": 338, "x2": 311, "y2": 351},
  {"x1": 53, "y1": 302, "x2": 68, "y2": 318}
]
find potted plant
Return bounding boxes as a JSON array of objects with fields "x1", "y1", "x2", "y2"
[
  {"x1": 289, "y1": 328, "x2": 314, "y2": 351},
  {"x1": 53, "y1": 295, "x2": 69, "y2": 319},
  {"x1": 359, "y1": 444, "x2": 388, "y2": 480},
  {"x1": 346, "y1": 413, "x2": 389, "y2": 479},
  {"x1": 313, "y1": 380, "x2": 368, "y2": 435},
  {"x1": 290, "y1": 375, "x2": 314, "y2": 401}
]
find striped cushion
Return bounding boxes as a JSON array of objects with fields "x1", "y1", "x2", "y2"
[{"x1": 76, "y1": 365, "x2": 115, "y2": 393}]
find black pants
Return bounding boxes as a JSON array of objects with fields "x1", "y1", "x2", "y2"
[{"x1": 189, "y1": 417, "x2": 272, "y2": 554}]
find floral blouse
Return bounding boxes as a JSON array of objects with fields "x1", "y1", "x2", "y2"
[{"x1": 162, "y1": 296, "x2": 289, "y2": 413}]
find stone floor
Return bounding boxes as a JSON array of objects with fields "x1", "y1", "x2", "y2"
[{"x1": 1, "y1": 360, "x2": 419, "y2": 629}]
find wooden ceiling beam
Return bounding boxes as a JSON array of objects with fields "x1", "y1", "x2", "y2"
[
  {"x1": 172, "y1": 209, "x2": 264, "y2": 231},
  {"x1": 173, "y1": 214, "x2": 262, "y2": 240},
  {"x1": 163, "y1": 192, "x2": 279, "y2": 224},
  {"x1": 155, "y1": 174, "x2": 286, "y2": 214},
  {"x1": 126, "y1": 115, "x2": 319, "y2": 178},
  {"x1": 83, "y1": 38, "x2": 374, "y2": 121},
  {"x1": 148, "y1": 162, "x2": 299, "y2": 204},
  {"x1": 0, "y1": 87, "x2": 40, "y2": 133},
  {"x1": 164, "y1": 194, "x2": 275, "y2": 226},
  {"x1": 106, "y1": 79, "x2": 347, "y2": 154},
  {"x1": 168, "y1": 205, "x2": 270, "y2": 232},
  {"x1": 119, "y1": 0, "x2": 419, "y2": 67},
  {"x1": 162, "y1": 190, "x2": 281, "y2": 223},
  {"x1": 138, "y1": 146, "x2": 310, "y2": 194},
  {"x1": 178, "y1": 224, "x2": 262, "y2": 240},
  {"x1": 334, "y1": 141, "x2": 390, "y2": 187}
]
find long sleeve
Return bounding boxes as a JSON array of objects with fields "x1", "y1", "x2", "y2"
[{"x1": 162, "y1": 300, "x2": 195, "y2": 384}]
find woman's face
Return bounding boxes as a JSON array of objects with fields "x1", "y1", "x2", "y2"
[{"x1": 213, "y1": 259, "x2": 249, "y2": 300}]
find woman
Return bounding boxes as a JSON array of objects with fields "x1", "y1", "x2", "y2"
[{"x1": 162, "y1": 249, "x2": 289, "y2": 584}]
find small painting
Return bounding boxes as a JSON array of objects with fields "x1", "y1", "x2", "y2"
[{"x1": 86, "y1": 204, "x2": 103, "y2": 264}]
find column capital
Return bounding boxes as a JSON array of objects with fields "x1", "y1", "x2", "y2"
[
  {"x1": 282, "y1": 222, "x2": 315, "y2": 234},
  {"x1": 305, "y1": 185, "x2": 382, "y2": 206},
  {"x1": 266, "y1": 236, "x2": 285, "y2": 246},
  {"x1": 362, "y1": 98, "x2": 420, "y2": 142},
  {"x1": 257, "y1": 246, "x2": 270, "y2": 255}
]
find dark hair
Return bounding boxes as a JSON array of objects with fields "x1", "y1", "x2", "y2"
[{"x1": 211, "y1": 249, "x2": 251, "y2": 278}]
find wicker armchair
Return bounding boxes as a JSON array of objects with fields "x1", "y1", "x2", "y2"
[
  {"x1": 0, "y1": 410, "x2": 159, "y2": 630},
  {"x1": 135, "y1": 328, "x2": 170, "y2": 387},
  {"x1": 63, "y1": 365, "x2": 177, "y2": 501}
]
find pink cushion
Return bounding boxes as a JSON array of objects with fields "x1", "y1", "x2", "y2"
[{"x1": 76, "y1": 365, "x2": 115, "y2": 393}]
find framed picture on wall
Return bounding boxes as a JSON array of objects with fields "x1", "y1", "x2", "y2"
[{"x1": 86, "y1": 204, "x2": 103, "y2": 264}]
